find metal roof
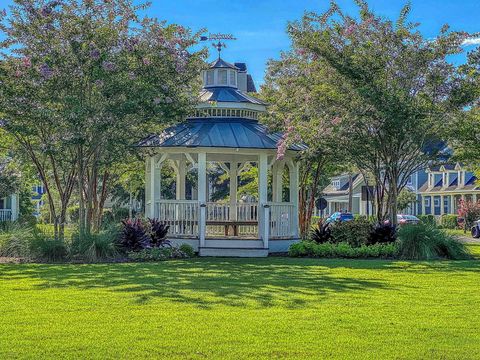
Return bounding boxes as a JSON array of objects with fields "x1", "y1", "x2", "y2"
[
  {"x1": 209, "y1": 58, "x2": 239, "y2": 70},
  {"x1": 138, "y1": 118, "x2": 306, "y2": 151},
  {"x1": 199, "y1": 87, "x2": 266, "y2": 105}
]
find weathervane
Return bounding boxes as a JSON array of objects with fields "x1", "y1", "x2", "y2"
[{"x1": 200, "y1": 33, "x2": 237, "y2": 59}]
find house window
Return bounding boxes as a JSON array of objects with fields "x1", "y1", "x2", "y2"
[
  {"x1": 424, "y1": 198, "x2": 430, "y2": 207},
  {"x1": 332, "y1": 180, "x2": 340, "y2": 190},
  {"x1": 434, "y1": 198, "x2": 440, "y2": 207},
  {"x1": 229, "y1": 71, "x2": 236, "y2": 86},
  {"x1": 406, "y1": 175, "x2": 413, "y2": 186},
  {"x1": 206, "y1": 70, "x2": 214, "y2": 85},
  {"x1": 218, "y1": 69, "x2": 227, "y2": 85}
]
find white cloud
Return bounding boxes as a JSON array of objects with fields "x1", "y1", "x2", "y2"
[{"x1": 462, "y1": 37, "x2": 480, "y2": 46}]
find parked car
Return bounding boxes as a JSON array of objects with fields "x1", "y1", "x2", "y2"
[
  {"x1": 397, "y1": 214, "x2": 420, "y2": 225},
  {"x1": 325, "y1": 212, "x2": 354, "y2": 225},
  {"x1": 471, "y1": 220, "x2": 480, "y2": 238}
]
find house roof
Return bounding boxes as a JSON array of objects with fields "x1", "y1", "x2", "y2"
[
  {"x1": 322, "y1": 174, "x2": 362, "y2": 196},
  {"x1": 199, "y1": 87, "x2": 266, "y2": 105},
  {"x1": 137, "y1": 117, "x2": 307, "y2": 151}
]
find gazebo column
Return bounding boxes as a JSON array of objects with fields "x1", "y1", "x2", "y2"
[
  {"x1": 149, "y1": 155, "x2": 158, "y2": 218},
  {"x1": 229, "y1": 161, "x2": 238, "y2": 221},
  {"x1": 289, "y1": 160, "x2": 300, "y2": 238},
  {"x1": 258, "y1": 153, "x2": 269, "y2": 248},
  {"x1": 198, "y1": 152, "x2": 207, "y2": 246},
  {"x1": 176, "y1": 158, "x2": 186, "y2": 200},
  {"x1": 272, "y1": 161, "x2": 284, "y2": 202}
]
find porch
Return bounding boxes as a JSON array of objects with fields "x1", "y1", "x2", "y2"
[{"x1": 0, "y1": 209, "x2": 13, "y2": 222}]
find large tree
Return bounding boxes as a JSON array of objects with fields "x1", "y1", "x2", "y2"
[
  {"x1": 0, "y1": 0, "x2": 205, "y2": 239},
  {"x1": 284, "y1": 0, "x2": 471, "y2": 223}
]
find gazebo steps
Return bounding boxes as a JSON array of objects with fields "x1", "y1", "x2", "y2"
[
  {"x1": 199, "y1": 247, "x2": 268, "y2": 257},
  {"x1": 204, "y1": 239, "x2": 264, "y2": 248}
]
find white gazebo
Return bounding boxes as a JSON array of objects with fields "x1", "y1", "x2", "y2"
[{"x1": 139, "y1": 56, "x2": 305, "y2": 257}]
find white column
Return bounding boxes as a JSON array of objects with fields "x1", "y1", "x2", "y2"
[
  {"x1": 11, "y1": 194, "x2": 18, "y2": 221},
  {"x1": 258, "y1": 153, "x2": 268, "y2": 244},
  {"x1": 440, "y1": 195, "x2": 444, "y2": 215},
  {"x1": 176, "y1": 158, "x2": 186, "y2": 200},
  {"x1": 272, "y1": 161, "x2": 284, "y2": 203},
  {"x1": 421, "y1": 195, "x2": 425, "y2": 215},
  {"x1": 145, "y1": 157, "x2": 151, "y2": 216},
  {"x1": 229, "y1": 161, "x2": 238, "y2": 221},
  {"x1": 289, "y1": 161, "x2": 299, "y2": 238},
  {"x1": 198, "y1": 152, "x2": 207, "y2": 246},
  {"x1": 149, "y1": 155, "x2": 156, "y2": 218}
]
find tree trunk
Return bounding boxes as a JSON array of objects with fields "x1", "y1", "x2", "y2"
[{"x1": 78, "y1": 146, "x2": 85, "y2": 240}]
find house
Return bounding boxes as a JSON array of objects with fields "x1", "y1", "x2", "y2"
[
  {"x1": 0, "y1": 193, "x2": 19, "y2": 222},
  {"x1": 418, "y1": 163, "x2": 480, "y2": 216}
]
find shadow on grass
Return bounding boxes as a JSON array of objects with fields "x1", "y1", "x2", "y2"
[
  {"x1": 1, "y1": 257, "x2": 478, "y2": 308},
  {"x1": 0, "y1": 258, "x2": 392, "y2": 309}
]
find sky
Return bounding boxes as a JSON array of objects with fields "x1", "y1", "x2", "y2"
[{"x1": 2, "y1": 0, "x2": 480, "y2": 86}]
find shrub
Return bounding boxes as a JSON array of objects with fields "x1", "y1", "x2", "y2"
[
  {"x1": 418, "y1": 214, "x2": 436, "y2": 227},
  {"x1": 0, "y1": 224, "x2": 36, "y2": 259},
  {"x1": 119, "y1": 219, "x2": 150, "y2": 251},
  {"x1": 440, "y1": 214, "x2": 458, "y2": 229},
  {"x1": 397, "y1": 223, "x2": 471, "y2": 260},
  {"x1": 67, "y1": 205, "x2": 80, "y2": 223},
  {"x1": 71, "y1": 228, "x2": 119, "y2": 262},
  {"x1": 179, "y1": 243, "x2": 195, "y2": 257},
  {"x1": 147, "y1": 218, "x2": 170, "y2": 247},
  {"x1": 127, "y1": 246, "x2": 192, "y2": 262},
  {"x1": 288, "y1": 241, "x2": 397, "y2": 259},
  {"x1": 368, "y1": 223, "x2": 396, "y2": 244},
  {"x1": 310, "y1": 222, "x2": 331, "y2": 244},
  {"x1": 30, "y1": 237, "x2": 68, "y2": 262},
  {"x1": 330, "y1": 218, "x2": 372, "y2": 247}
]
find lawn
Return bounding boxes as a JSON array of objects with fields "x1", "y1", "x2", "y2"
[{"x1": 1, "y1": 256, "x2": 479, "y2": 359}]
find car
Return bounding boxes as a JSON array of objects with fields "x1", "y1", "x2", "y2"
[
  {"x1": 471, "y1": 220, "x2": 480, "y2": 238},
  {"x1": 397, "y1": 214, "x2": 420, "y2": 225},
  {"x1": 325, "y1": 212, "x2": 354, "y2": 225}
]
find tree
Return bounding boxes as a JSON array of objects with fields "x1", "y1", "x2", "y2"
[
  {"x1": 0, "y1": 1, "x2": 205, "y2": 239},
  {"x1": 261, "y1": 44, "x2": 351, "y2": 238},
  {"x1": 286, "y1": 0, "x2": 472, "y2": 224},
  {"x1": 397, "y1": 188, "x2": 417, "y2": 213}
]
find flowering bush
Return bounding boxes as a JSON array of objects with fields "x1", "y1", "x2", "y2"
[{"x1": 457, "y1": 199, "x2": 480, "y2": 232}]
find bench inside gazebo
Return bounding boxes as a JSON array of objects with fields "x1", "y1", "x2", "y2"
[{"x1": 139, "y1": 55, "x2": 304, "y2": 257}]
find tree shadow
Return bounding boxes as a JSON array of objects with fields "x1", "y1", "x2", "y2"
[{"x1": 0, "y1": 258, "x2": 394, "y2": 309}]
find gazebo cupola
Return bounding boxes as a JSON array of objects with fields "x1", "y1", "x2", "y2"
[{"x1": 139, "y1": 52, "x2": 306, "y2": 257}]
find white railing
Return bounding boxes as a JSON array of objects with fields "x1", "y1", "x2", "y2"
[
  {"x1": 269, "y1": 202, "x2": 295, "y2": 238},
  {"x1": 155, "y1": 201, "x2": 198, "y2": 237},
  {"x1": 206, "y1": 202, "x2": 259, "y2": 237},
  {"x1": 0, "y1": 209, "x2": 12, "y2": 222}
]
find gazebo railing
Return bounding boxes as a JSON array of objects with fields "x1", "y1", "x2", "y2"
[
  {"x1": 268, "y1": 202, "x2": 295, "y2": 238},
  {"x1": 206, "y1": 202, "x2": 258, "y2": 237},
  {"x1": 0, "y1": 209, "x2": 12, "y2": 222},
  {"x1": 155, "y1": 200, "x2": 198, "y2": 237}
]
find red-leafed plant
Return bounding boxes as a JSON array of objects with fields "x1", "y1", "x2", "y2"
[{"x1": 120, "y1": 219, "x2": 150, "y2": 251}]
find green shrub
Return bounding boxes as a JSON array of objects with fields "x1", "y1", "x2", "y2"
[
  {"x1": 440, "y1": 214, "x2": 458, "y2": 229},
  {"x1": 127, "y1": 246, "x2": 192, "y2": 262},
  {"x1": 288, "y1": 241, "x2": 397, "y2": 259},
  {"x1": 0, "y1": 224, "x2": 37, "y2": 259},
  {"x1": 67, "y1": 205, "x2": 80, "y2": 223},
  {"x1": 71, "y1": 228, "x2": 120, "y2": 262},
  {"x1": 418, "y1": 214, "x2": 437, "y2": 227},
  {"x1": 330, "y1": 218, "x2": 372, "y2": 247},
  {"x1": 397, "y1": 223, "x2": 471, "y2": 260},
  {"x1": 179, "y1": 243, "x2": 195, "y2": 257},
  {"x1": 30, "y1": 236, "x2": 68, "y2": 262}
]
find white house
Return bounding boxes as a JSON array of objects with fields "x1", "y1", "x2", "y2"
[{"x1": 0, "y1": 193, "x2": 19, "y2": 222}]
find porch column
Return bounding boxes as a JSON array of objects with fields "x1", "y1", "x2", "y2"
[
  {"x1": 258, "y1": 153, "x2": 269, "y2": 246},
  {"x1": 176, "y1": 158, "x2": 186, "y2": 200},
  {"x1": 272, "y1": 161, "x2": 284, "y2": 203},
  {"x1": 421, "y1": 195, "x2": 425, "y2": 215},
  {"x1": 198, "y1": 152, "x2": 207, "y2": 246},
  {"x1": 440, "y1": 195, "x2": 445, "y2": 216},
  {"x1": 11, "y1": 194, "x2": 18, "y2": 221},
  {"x1": 229, "y1": 161, "x2": 238, "y2": 221},
  {"x1": 289, "y1": 160, "x2": 300, "y2": 238},
  {"x1": 474, "y1": 193, "x2": 478, "y2": 204}
]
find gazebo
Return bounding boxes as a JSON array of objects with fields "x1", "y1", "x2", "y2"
[{"x1": 138, "y1": 56, "x2": 305, "y2": 257}]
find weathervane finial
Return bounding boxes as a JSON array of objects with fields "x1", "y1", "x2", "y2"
[{"x1": 200, "y1": 33, "x2": 237, "y2": 59}]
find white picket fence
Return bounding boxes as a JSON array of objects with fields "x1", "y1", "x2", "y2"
[{"x1": 0, "y1": 209, "x2": 12, "y2": 222}]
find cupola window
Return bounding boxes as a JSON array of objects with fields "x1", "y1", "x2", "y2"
[
  {"x1": 206, "y1": 70, "x2": 214, "y2": 86},
  {"x1": 218, "y1": 69, "x2": 228, "y2": 85},
  {"x1": 230, "y1": 70, "x2": 236, "y2": 86}
]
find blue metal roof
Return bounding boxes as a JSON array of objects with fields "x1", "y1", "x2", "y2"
[
  {"x1": 199, "y1": 87, "x2": 266, "y2": 105},
  {"x1": 138, "y1": 118, "x2": 306, "y2": 151}
]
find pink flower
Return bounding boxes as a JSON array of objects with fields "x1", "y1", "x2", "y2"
[
  {"x1": 22, "y1": 57, "x2": 31, "y2": 68},
  {"x1": 331, "y1": 116, "x2": 341, "y2": 125},
  {"x1": 344, "y1": 24, "x2": 356, "y2": 36},
  {"x1": 143, "y1": 58, "x2": 151, "y2": 66},
  {"x1": 276, "y1": 137, "x2": 287, "y2": 160}
]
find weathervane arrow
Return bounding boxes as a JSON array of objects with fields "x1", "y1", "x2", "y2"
[{"x1": 200, "y1": 33, "x2": 237, "y2": 58}]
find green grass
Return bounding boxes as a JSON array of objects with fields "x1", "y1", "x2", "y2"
[{"x1": 1, "y1": 257, "x2": 479, "y2": 359}]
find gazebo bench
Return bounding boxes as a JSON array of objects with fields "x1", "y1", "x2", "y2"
[{"x1": 206, "y1": 220, "x2": 258, "y2": 236}]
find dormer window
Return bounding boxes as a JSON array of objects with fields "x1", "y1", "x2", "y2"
[
  {"x1": 218, "y1": 69, "x2": 227, "y2": 85},
  {"x1": 332, "y1": 180, "x2": 340, "y2": 190}
]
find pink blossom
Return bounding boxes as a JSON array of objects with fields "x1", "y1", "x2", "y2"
[
  {"x1": 22, "y1": 57, "x2": 31, "y2": 68},
  {"x1": 276, "y1": 137, "x2": 287, "y2": 160},
  {"x1": 331, "y1": 116, "x2": 341, "y2": 125},
  {"x1": 344, "y1": 24, "x2": 356, "y2": 36},
  {"x1": 143, "y1": 57, "x2": 151, "y2": 66}
]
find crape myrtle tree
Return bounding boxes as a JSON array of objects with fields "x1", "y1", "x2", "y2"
[
  {"x1": 284, "y1": 0, "x2": 472, "y2": 224},
  {"x1": 261, "y1": 52, "x2": 344, "y2": 238},
  {"x1": 0, "y1": 0, "x2": 206, "y2": 239}
]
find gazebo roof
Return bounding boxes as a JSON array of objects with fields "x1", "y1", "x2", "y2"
[
  {"x1": 199, "y1": 87, "x2": 267, "y2": 105},
  {"x1": 138, "y1": 118, "x2": 306, "y2": 151}
]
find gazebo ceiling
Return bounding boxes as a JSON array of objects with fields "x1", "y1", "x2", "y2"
[{"x1": 137, "y1": 118, "x2": 307, "y2": 151}]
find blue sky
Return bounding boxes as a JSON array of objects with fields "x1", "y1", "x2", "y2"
[{"x1": 3, "y1": 0, "x2": 480, "y2": 86}]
